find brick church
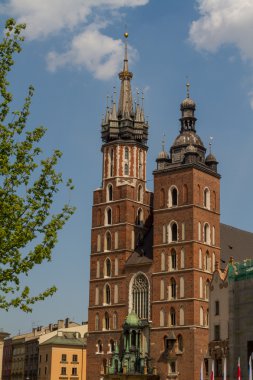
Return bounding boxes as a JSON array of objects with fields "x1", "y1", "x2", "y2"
[{"x1": 87, "y1": 36, "x2": 221, "y2": 380}]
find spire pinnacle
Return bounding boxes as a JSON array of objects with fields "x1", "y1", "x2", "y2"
[
  {"x1": 162, "y1": 133, "x2": 165, "y2": 152},
  {"x1": 118, "y1": 31, "x2": 133, "y2": 118},
  {"x1": 209, "y1": 136, "x2": 213, "y2": 154},
  {"x1": 186, "y1": 81, "x2": 190, "y2": 98}
]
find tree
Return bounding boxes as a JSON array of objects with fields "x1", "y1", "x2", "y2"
[{"x1": 0, "y1": 19, "x2": 75, "y2": 312}]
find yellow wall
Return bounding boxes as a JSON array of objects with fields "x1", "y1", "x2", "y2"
[{"x1": 38, "y1": 344, "x2": 86, "y2": 380}]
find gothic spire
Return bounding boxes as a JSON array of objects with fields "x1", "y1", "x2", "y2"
[{"x1": 118, "y1": 32, "x2": 133, "y2": 119}]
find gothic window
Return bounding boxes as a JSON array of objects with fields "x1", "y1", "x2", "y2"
[
  {"x1": 125, "y1": 147, "x2": 129, "y2": 160},
  {"x1": 95, "y1": 314, "x2": 99, "y2": 331},
  {"x1": 114, "y1": 258, "x2": 118, "y2": 276},
  {"x1": 124, "y1": 163, "x2": 129, "y2": 176},
  {"x1": 204, "y1": 187, "x2": 210, "y2": 209},
  {"x1": 197, "y1": 184, "x2": 201, "y2": 204},
  {"x1": 178, "y1": 334, "x2": 183, "y2": 351},
  {"x1": 179, "y1": 307, "x2": 184, "y2": 326},
  {"x1": 97, "y1": 340, "x2": 103, "y2": 353},
  {"x1": 200, "y1": 276, "x2": 203, "y2": 298},
  {"x1": 109, "y1": 339, "x2": 115, "y2": 353},
  {"x1": 205, "y1": 280, "x2": 210, "y2": 300},
  {"x1": 105, "y1": 231, "x2": 112, "y2": 251},
  {"x1": 170, "y1": 308, "x2": 176, "y2": 326},
  {"x1": 168, "y1": 361, "x2": 176, "y2": 374},
  {"x1": 137, "y1": 185, "x2": 143, "y2": 202},
  {"x1": 110, "y1": 149, "x2": 114, "y2": 177},
  {"x1": 104, "y1": 258, "x2": 111, "y2": 277},
  {"x1": 107, "y1": 184, "x2": 113, "y2": 202},
  {"x1": 212, "y1": 226, "x2": 216, "y2": 245},
  {"x1": 161, "y1": 252, "x2": 165, "y2": 271},
  {"x1": 114, "y1": 231, "x2": 118, "y2": 249},
  {"x1": 204, "y1": 223, "x2": 210, "y2": 244},
  {"x1": 213, "y1": 190, "x2": 216, "y2": 210},
  {"x1": 138, "y1": 150, "x2": 143, "y2": 179},
  {"x1": 112, "y1": 312, "x2": 118, "y2": 329},
  {"x1": 104, "y1": 312, "x2": 110, "y2": 330},
  {"x1": 105, "y1": 207, "x2": 112, "y2": 225},
  {"x1": 198, "y1": 222, "x2": 201, "y2": 241},
  {"x1": 181, "y1": 223, "x2": 185, "y2": 240},
  {"x1": 170, "y1": 278, "x2": 176, "y2": 299},
  {"x1": 168, "y1": 186, "x2": 178, "y2": 207},
  {"x1": 104, "y1": 284, "x2": 111, "y2": 305},
  {"x1": 171, "y1": 249, "x2": 177, "y2": 270},
  {"x1": 131, "y1": 274, "x2": 149, "y2": 319},
  {"x1": 160, "y1": 309, "x2": 165, "y2": 327},
  {"x1": 162, "y1": 225, "x2": 166, "y2": 243},
  {"x1": 212, "y1": 252, "x2": 216, "y2": 272},
  {"x1": 170, "y1": 222, "x2": 178, "y2": 242},
  {"x1": 205, "y1": 251, "x2": 211, "y2": 271}
]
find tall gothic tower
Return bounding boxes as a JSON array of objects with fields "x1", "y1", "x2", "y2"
[
  {"x1": 87, "y1": 36, "x2": 153, "y2": 380},
  {"x1": 87, "y1": 38, "x2": 221, "y2": 380}
]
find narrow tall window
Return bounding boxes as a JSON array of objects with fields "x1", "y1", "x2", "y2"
[
  {"x1": 171, "y1": 223, "x2": 178, "y2": 242},
  {"x1": 204, "y1": 187, "x2": 210, "y2": 209},
  {"x1": 97, "y1": 234, "x2": 101, "y2": 252},
  {"x1": 95, "y1": 314, "x2": 99, "y2": 331},
  {"x1": 172, "y1": 188, "x2": 178, "y2": 206},
  {"x1": 199, "y1": 249, "x2": 202, "y2": 269},
  {"x1": 212, "y1": 226, "x2": 216, "y2": 245},
  {"x1": 162, "y1": 225, "x2": 166, "y2": 243},
  {"x1": 160, "y1": 280, "x2": 165, "y2": 300},
  {"x1": 200, "y1": 307, "x2": 204, "y2": 326},
  {"x1": 204, "y1": 223, "x2": 210, "y2": 244},
  {"x1": 124, "y1": 163, "x2": 129, "y2": 176},
  {"x1": 170, "y1": 308, "x2": 176, "y2": 326},
  {"x1": 97, "y1": 340, "x2": 103, "y2": 353},
  {"x1": 200, "y1": 276, "x2": 203, "y2": 298},
  {"x1": 137, "y1": 208, "x2": 143, "y2": 226},
  {"x1": 131, "y1": 274, "x2": 149, "y2": 319},
  {"x1": 168, "y1": 186, "x2": 178, "y2": 207},
  {"x1": 105, "y1": 208, "x2": 112, "y2": 225},
  {"x1": 171, "y1": 249, "x2": 177, "y2": 270},
  {"x1": 105, "y1": 258, "x2": 111, "y2": 277},
  {"x1": 160, "y1": 309, "x2": 165, "y2": 327},
  {"x1": 178, "y1": 334, "x2": 183, "y2": 351},
  {"x1": 107, "y1": 184, "x2": 113, "y2": 202},
  {"x1": 198, "y1": 222, "x2": 201, "y2": 241},
  {"x1": 138, "y1": 150, "x2": 143, "y2": 178},
  {"x1": 180, "y1": 248, "x2": 185, "y2": 269},
  {"x1": 180, "y1": 277, "x2": 184, "y2": 298},
  {"x1": 95, "y1": 286, "x2": 99, "y2": 305},
  {"x1": 182, "y1": 223, "x2": 185, "y2": 240},
  {"x1": 112, "y1": 312, "x2": 118, "y2": 329},
  {"x1": 125, "y1": 147, "x2": 129, "y2": 160},
  {"x1": 137, "y1": 185, "x2": 143, "y2": 202},
  {"x1": 215, "y1": 301, "x2": 220, "y2": 316},
  {"x1": 104, "y1": 284, "x2": 111, "y2": 304},
  {"x1": 179, "y1": 307, "x2": 184, "y2": 326},
  {"x1": 96, "y1": 260, "x2": 100, "y2": 278},
  {"x1": 161, "y1": 252, "x2": 165, "y2": 271},
  {"x1": 114, "y1": 231, "x2": 118, "y2": 249},
  {"x1": 205, "y1": 280, "x2": 210, "y2": 300},
  {"x1": 114, "y1": 258, "x2": 118, "y2": 276},
  {"x1": 104, "y1": 312, "x2": 110, "y2": 330},
  {"x1": 171, "y1": 278, "x2": 176, "y2": 299},
  {"x1": 105, "y1": 232, "x2": 111, "y2": 251},
  {"x1": 114, "y1": 284, "x2": 118, "y2": 303}
]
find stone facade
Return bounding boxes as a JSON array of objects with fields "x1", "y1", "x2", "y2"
[{"x1": 87, "y1": 38, "x2": 220, "y2": 380}]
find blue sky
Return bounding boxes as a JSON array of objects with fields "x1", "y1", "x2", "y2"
[{"x1": 1, "y1": 0, "x2": 253, "y2": 335}]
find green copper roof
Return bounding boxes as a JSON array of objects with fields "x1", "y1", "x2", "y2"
[
  {"x1": 125, "y1": 310, "x2": 140, "y2": 327},
  {"x1": 228, "y1": 259, "x2": 253, "y2": 281}
]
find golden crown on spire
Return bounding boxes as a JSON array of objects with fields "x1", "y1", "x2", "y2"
[{"x1": 124, "y1": 32, "x2": 129, "y2": 38}]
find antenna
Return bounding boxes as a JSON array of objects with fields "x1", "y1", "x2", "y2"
[{"x1": 209, "y1": 136, "x2": 213, "y2": 154}]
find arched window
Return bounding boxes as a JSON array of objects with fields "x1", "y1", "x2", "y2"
[
  {"x1": 95, "y1": 314, "x2": 99, "y2": 331},
  {"x1": 213, "y1": 190, "x2": 216, "y2": 210},
  {"x1": 200, "y1": 307, "x2": 204, "y2": 326},
  {"x1": 204, "y1": 223, "x2": 210, "y2": 244},
  {"x1": 183, "y1": 184, "x2": 188, "y2": 204},
  {"x1": 180, "y1": 248, "x2": 185, "y2": 269},
  {"x1": 160, "y1": 280, "x2": 165, "y2": 300},
  {"x1": 204, "y1": 187, "x2": 210, "y2": 209},
  {"x1": 162, "y1": 225, "x2": 166, "y2": 243},
  {"x1": 112, "y1": 312, "x2": 118, "y2": 329},
  {"x1": 212, "y1": 252, "x2": 216, "y2": 272},
  {"x1": 97, "y1": 340, "x2": 103, "y2": 353},
  {"x1": 114, "y1": 231, "x2": 118, "y2": 249},
  {"x1": 161, "y1": 252, "x2": 165, "y2": 271},
  {"x1": 170, "y1": 278, "x2": 176, "y2": 299},
  {"x1": 137, "y1": 208, "x2": 143, "y2": 226},
  {"x1": 199, "y1": 249, "x2": 202, "y2": 269},
  {"x1": 124, "y1": 163, "x2": 129, "y2": 176},
  {"x1": 171, "y1": 249, "x2": 177, "y2": 270},
  {"x1": 104, "y1": 284, "x2": 111, "y2": 305},
  {"x1": 105, "y1": 207, "x2": 112, "y2": 225},
  {"x1": 105, "y1": 231, "x2": 112, "y2": 251},
  {"x1": 107, "y1": 184, "x2": 113, "y2": 202},
  {"x1": 182, "y1": 223, "x2": 185, "y2": 240},
  {"x1": 198, "y1": 222, "x2": 201, "y2": 241},
  {"x1": 170, "y1": 308, "x2": 176, "y2": 326},
  {"x1": 110, "y1": 149, "x2": 114, "y2": 177},
  {"x1": 178, "y1": 334, "x2": 183, "y2": 351},
  {"x1": 131, "y1": 274, "x2": 149, "y2": 319},
  {"x1": 104, "y1": 312, "x2": 110, "y2": 330},
  {"x1": 104, "y1": 258, "x2": 111, "y2": 277},
  {"x1": 114, "y1": 284, "x2": 118, "y2": 303},
  {"x1": 137, "y1": 185, "x2": 143, "y2": 202},
  {"x1": 125, "y1": 147, "x2": 129, "y2": 160},
  {"x1": 160, "y1": 309, "x2": 165, "y2": 327},
  {"x1": 180, "y1": 277, "x2": 184, "y2": 298},
  {"x1": 179, "y1": 307, "x2": 184, "y2": 326},
  {"x1": 109, "y1": 339, "x2": 115, "y2": 353},
  {"x1": 197, "y1": 184, "x2": 201, "y2": 204},
  {"x1": 160, "y1": 188, "x2": 165, "y2": 208},
  {"x1": 168, "y1": 186, "x2": 178, "y2": 207},
  {"x1": 171, "y1": 222, "x2": 178, "y2": 242}
]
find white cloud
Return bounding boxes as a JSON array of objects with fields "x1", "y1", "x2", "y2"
[
  {"x1": 47, "y1": 24, "x2": 137, "y2": 80},
  {"x1": 0, "y1": 0, "x2": 149, "y2": 79},
  {"x1": 189, "y1": 0, "x2": 253, "y2": 61}
]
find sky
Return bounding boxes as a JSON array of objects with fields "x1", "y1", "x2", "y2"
[{"x1": 1, "y1": 0, "x2": 253, "y2": 336}]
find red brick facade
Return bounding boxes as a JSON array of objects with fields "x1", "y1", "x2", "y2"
[{"x1": 87, "y1": 43, "x2": 220, "y2": 380}]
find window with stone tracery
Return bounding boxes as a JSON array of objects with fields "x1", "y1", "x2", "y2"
[{"x1": 131, "y1": 274, "x2": 149, "y2": 319}]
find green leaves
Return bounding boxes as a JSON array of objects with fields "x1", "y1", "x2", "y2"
[{"x1": 0, "y1": 19, "x2": 75, "y2": 312}]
